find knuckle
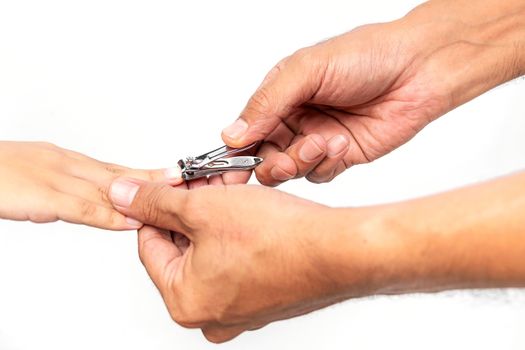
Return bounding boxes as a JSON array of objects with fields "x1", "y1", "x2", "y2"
[
  {"x1": 202, "y1": 325, "x2": 243, "y2": 344},
  {"x1": 170, "y1": 313, "x2": 200, "y2": 329},
  {"x1": 350, "y1": 23, "x2": 374, "y2": 34},
  {"x1": 247, "y1": 86, "x2": 273, "y2": 116},
  {"x1": 342, "y1": 156, "x2": 354, "y2": 169},
  {"x1": 36, "y1": 141, "x2": 57, "y2": 149},
  {"x1": 139, "y1": 186, "x2": 169, "y2": 223},
  {"x1": 203, "y1": 330, "x2": 230, "y2": 344},
  {"x1": 177, "y1": 192, "x2": 207, "y2": 231},
  {"x1": 167, "y1": 298, "x2": 205, "y2": 329},
  {"x1": 263, "y1": 58, "x2": 286, "y2": 83},
  {"x1": 254, "y1": 167, "x2": 272, "y2": 185},
  {"x1": 146, "y1": 170, "x2": 158, "y2": 182},
  {"x1": 98, "y1": 185, "x2": 110, "y2": 203},
  {"x1": 36, "y1": 147, "x2": 63, "y2": 165},
  {"x1": 291, "y1": 47, "x2": 314, "y2": 66},
  {"x1": 291, "y1": 46, "x2": 327, "y2": 81},
  {"x1": 306, "y1": 173, "x2": 324, "y2": 184},
  {"x1": 78, "y1": 200, "x2": 98, "y2": 219},
  {"x1": 105, "y1": 212, "x2": 120, "y2": 229},
  {"x1": 103, "y1": 163, "x2": 124, "y2": 175},
  {"x1": 138, "y1": 234, "x2": 157, "y2": 261},
  {"x1": 28, "y1": 211, "x2": 56, "y2": 223},
  {"x1": 212, "y1": 308, "x2": 236, "y2": 327}
]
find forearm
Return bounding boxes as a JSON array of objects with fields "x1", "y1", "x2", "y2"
[
  {"x1": 399, "y1": 0, "x2": 525, "y2": 110},
  {"x1": 326, "y1": 171, "x2": 525, "y2": 297}
]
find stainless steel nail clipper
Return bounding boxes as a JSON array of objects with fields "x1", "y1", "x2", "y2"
[{"x1": 178, "y1": 142, "x2": 263, "y2": 181}]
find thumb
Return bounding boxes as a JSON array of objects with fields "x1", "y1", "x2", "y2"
[
  {"x1": 109, "y1": 177, "x2": 192, "y2": 236},
  {"x1": 222, "y1": 49, "x2": 325, "y2": 148}
]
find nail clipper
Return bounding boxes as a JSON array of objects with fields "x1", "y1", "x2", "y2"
[{"x1": 178, "y1": 142, "x2": 263, "y2": 181}]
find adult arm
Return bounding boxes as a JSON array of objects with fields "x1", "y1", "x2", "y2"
[
  {"x1": 109, "y1": 170, "x2": 525, "y2": 342},
  {"x1": 221, "y1": 0, "x2": 525, "y2": 185}
]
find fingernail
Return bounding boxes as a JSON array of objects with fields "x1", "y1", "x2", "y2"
[
  {"x1": 270, "y1": 166, "x2": 294, "y2": 181},
  {"x1": 299, "y1": 138, "x2": 324, "y2": 162},
  {"x1": 110, "y1": 179, "x2": 139, "y2": 208},
  {"x1": 222, "y1": 119, "x2": 248, "y2": 140},
  {"x1": 164, "y1": 165, "x2": 182, "y2": 180},
  {"x1": 125, "y1": 217, "x2": 142, "y2": 227},
  {"x1": 327, "y1": 135, "x2": 349, "y2": 157}
]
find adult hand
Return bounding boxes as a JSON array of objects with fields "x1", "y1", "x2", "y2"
[
  {"x1": 109, "y1": 171, "x2": 525, "y2": 343},
  {"x1": 222, "y1": 0, "x2": 525, "y2": 185},
  {"x1": 0, "y1": 141, "x2": 184, "y2": 229},
  {"x1": 108, "y1": 178, "x2": 372, "y2": 343}
]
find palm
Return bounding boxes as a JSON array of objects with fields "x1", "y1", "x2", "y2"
[{"x1": 246, "y1": 23, "x2": 451, "y2": 184}]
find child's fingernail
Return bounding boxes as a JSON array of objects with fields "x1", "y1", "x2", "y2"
[
  {"x1": 125, "y1": 217, "x2": 142, "y2": 227},
  {"x1": 110, "y1": 178, "x2": 139, "y2": 208},
  {"x1": 222, "y1": 119, "x2": 248, "y2": 140},
  {"x1": 164, "y1": 166, "x2": 182, "y2": 180}
]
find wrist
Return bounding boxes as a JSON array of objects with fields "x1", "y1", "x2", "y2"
[
  {"x1": 331, "y1": 173, "x2": 525, "y2": 297},
  {"x1": 321, "y1": 202, "x2": 472, "y2": 298},
  {"x1": 398, "y1": 0, "x2": 525, "y2": 109},
  {"x1": 313, "y1": 206, "x2": 409, "y2": 298}
]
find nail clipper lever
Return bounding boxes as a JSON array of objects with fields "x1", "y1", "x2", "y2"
[{"x1": 178, "y1": 142, "x2": 263, "y2": 181}]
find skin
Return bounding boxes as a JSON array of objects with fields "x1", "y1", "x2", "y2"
[
  {"x1": 2, "y1": 0, "x2": 521, "y2": 344},
  {"x1": 0, "y1": 141, "x2": 186, "y2": 229},
  {"x1": 107, "y1": 0, "x2": 525, "y2": 343},
  {"x1": 221, "y1": 0, "x2": 525, "y2": 186},
  {"x1": 110, "y1": 172, "x2": 525, "y2": 343},
  {"x1": 0, "y1": 139, "x2": 251, "y2": 229}
]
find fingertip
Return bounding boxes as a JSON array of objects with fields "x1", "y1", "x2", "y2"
[
  {"x1": 220, "y1": 170, "x2": 251, "y2": 185},
  {"x1": 273, "y1": 155, "x2": 297, "y2": 178},
  {"x1": 221, "y1": 118, "x2": 249, "y2": 145},
  {"x1": 120, "y1": 166, "x2": 183, "y2": 185},
  {"x1": 110, "y1": 177, "x2": 141, "y2": 209},
  {"x1": 298, "y1": 134, "x2": 327, "y2": 163},
  {"x1": 221, "y1": 132, "x2": 241, "y2": 148},
  {"x1": 304, "y1": 134, "x2": 349, "y2": 184},
  {"x1": 125, "y1": 216, "x2": 143, "y2": 229},
  {"x1": 254, "y1": 151, "x2": 296, "y2": 185},
  {"x1": 221, "y1": 134, "x2": 256, "y2": 150},
  {"x1": 104, "y1": 211, "x2": 143, "y2": 231},
  {"x1": 138, "y1": 224, "x2": 161, "y2": 237},
  {"x1": 187, "y1": 177, "x2": 209, "y2": 189},
  {"x1": 163, "y1": 166, "x2": 184, "y2": 184},
  {"x1": 208, "y1": 174, "x2": 225, "y2": 186},
  {"x1": 326, "y1": 134, "x2": 350, "y2": 158},
  {"x1": 307, "y1": 154, "x2": 347, "y2": 184},
  {"x1": 269, "y1": 165, "x2": 295, "y2": 182}
]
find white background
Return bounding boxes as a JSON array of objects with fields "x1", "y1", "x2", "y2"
[{"x1": 0, "y1": 0, "x2": 524, "y2": 349}]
